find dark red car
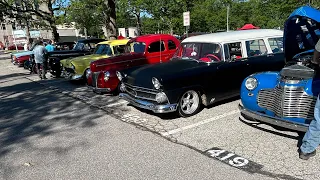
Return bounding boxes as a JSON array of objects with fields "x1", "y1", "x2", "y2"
[
  {"x1": 87, "y1": 34, "x2": 180, "y2": 94},
  {"x1": 13, "y1": 55, "x2": 30, "y2": 67}
]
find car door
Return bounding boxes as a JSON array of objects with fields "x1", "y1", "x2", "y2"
[
  {"x1": 265, "y1": 37, "x2": 285, "y2": 70},
  {"x1": 145, "y1": 40, "x2": 166, "y2": 64},
  {"x1": 163, "y1": 39, "x2": 179, "y2": 62},
  {"x1": 245, "y1": 38, "x2": 284, "y2": 74},
  {"x1": 218, "y1": 41, "x2": 251, "y2": 97}
]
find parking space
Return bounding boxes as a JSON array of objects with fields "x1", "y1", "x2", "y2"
[{"x1": 2, "y1": 54, "x2": 320, "y2": 180}]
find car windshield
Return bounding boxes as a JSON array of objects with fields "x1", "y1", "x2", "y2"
[
  {"x1": 125, "y1": 42, "x2": 146, "y2": 53},
  {"x1": 173, "y1": 42, "x2": 223, "y2": 63},
  {"x1": 73, "y1": 42, "x2": 91, "y2": 51},
  {"x1": 94, "y1": 44, "x2": 113, "y2": 55}
]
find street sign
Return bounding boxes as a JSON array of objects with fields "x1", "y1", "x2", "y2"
[{"x1": 183, "y1": 11, "x2": 190, "y2": 27}]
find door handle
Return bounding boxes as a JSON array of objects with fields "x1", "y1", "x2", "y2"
[{"x1": 267, "y1": 54, "x2": 274, "y2": 57}]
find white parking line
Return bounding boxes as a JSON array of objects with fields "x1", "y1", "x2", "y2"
[
  {"x1": 161, "y1": 110, "x2": 240, "y2": 136},
  {"x1": 102, "y1": 100, "x2": 128, "y2": 107}
]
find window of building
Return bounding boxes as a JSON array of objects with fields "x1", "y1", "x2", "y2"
[{"x1": 148, "y1": 41, "x2": 165, "y2": 53}]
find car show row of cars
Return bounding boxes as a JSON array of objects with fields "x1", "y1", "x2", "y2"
[{"x1": 9, "y1": 6, "x2": 320, "y2": 134}]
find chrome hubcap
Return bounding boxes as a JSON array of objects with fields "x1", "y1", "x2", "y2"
[{"x1": 180, "y1": 90, "x2": 199, "y2": 114}]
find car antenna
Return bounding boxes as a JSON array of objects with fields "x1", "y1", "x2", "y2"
[{"x1": 160, "y1": 35, "x2": 162, "y2": 63}]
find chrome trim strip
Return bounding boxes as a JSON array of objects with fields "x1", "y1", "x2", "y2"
[{"x1": 239, "y1": 104, "x2": 308, "y2": 132}]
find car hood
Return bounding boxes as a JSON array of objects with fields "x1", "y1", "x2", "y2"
[
  {"x1": 48, "y1": 49, "x2": 82, "y2": 56},
  {"x1": 284, "y1": 6, "x2": 320, "y2": 61},
  {"x1": 123, "y1": 59, "x2": 209, "y2": 88},
  {"x1": 13, "y1": 50, "x2": 33, "y2": 57},
  {"x1": 62, "y1": 54, "x2": 110, "y2": 67}
]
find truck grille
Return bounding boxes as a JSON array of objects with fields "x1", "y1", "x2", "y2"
[
  {"x1": 92, "y1": 72, "x2": 99, "y2": 87},
  {"x1": 257, "y1": 86, "x2": 317, "y2": 119},
  {"x1": 124, "y1": 83, "x2": 157, "y2": 101}
]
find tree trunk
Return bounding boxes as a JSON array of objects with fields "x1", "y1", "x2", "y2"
[
  {"x1": 135, "y1": 12, "x2": 141, "y2": 36},
  {"x1": 47, "y1": 0, "x2": 59, "y2": 42},
  {"x1": 105, "y1": 0, "x2": 116, "y2": 39},
  {"x1": 24, "y1": 18, "x2": 31, "y2": 42}
]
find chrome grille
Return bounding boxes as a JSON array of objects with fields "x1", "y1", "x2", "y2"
[
  {"x1": 92, "y1": 72, "x2": 99, "y2": 87},
  {"x1": 124, "y1": 83, "x2": 157, "y2": 101},
  {"x1": 258, "y1": 86, "x2": 316, "y2": 119}
]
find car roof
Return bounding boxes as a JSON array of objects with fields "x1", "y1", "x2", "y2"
[
  {"x1": 98, "y1": 39, "x2": 129, "y2": 46},
  {"x1": 78, "y1": 38, "x2": 106, "y2": 43},
  {"x1": 182, "y1": 29, "x2": 283, "y2": 43},
  {"x1": 130, "y1": 34, "x2": 177, "y2": 43}
]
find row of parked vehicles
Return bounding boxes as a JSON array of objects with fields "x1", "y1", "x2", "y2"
[{"x1": 9, "y1": 6, "x2": 320, "y2": 134}]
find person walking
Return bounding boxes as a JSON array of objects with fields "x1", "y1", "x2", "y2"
[
  {"x1": 33, "y1": 40, "x2": 48, "y2": 79},
  {"x1": 299, "y1": 39, "x2": 320, "y2": 160}
]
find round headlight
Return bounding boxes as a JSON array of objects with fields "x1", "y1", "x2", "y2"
[
  {"x1": 152, "y1": 77, "x2": 161, "y2": 89},
  {"x1": 104, "y1": 71, "x2": 110, "y2": 81},
  {"x1": 245, "y1": 77, "x2": 258, "y2": 90},
  {"x1": 86, "y1": 69, "x2": 91, "y2": 78},
  {"x1": 116, "y1": 71, "x2": 123, "y2": 81},
  {"x1": 119, "y1": 83, "x2": 126, "y2": 92},
  {"x1": 155, "y1": 92, "x2": 167, "y2": 103}
]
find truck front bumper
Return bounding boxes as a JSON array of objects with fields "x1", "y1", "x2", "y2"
[
  {"x1": 238, "y1": 103, "x2": 309, "y2": 132},
  {"x1": 119, "y1": 93, "x2": 178, "y2": 113}
]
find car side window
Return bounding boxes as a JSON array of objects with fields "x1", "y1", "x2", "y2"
[
  {"x1": 148, "y1": 41, "x2": 165, "y2": 53},
  {"x1": 245, "y1": 39, "x2": 268, "y2": 57},
  {"x1": 114, "y1": 45, "x2": 126, "y2": 54},
  {"x1": 168, "y1": 40, "x2": 177, "y2": 50},
  {"x1": 268, "y1": 37, "x2": 283, "y2": 53},
  {"x1": 224, "y1": 42, "x2": 243, "y2": 61}
]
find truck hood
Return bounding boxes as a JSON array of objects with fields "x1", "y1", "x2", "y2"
[
  {"x1": 123, "y1": 59, "x2": 210, "y2": 88},
  {"x1": 284, "y1": 6, "x2": 320, "y2": 61},
  {"x1": 61, "y1": 54, "x2": 110, "y2": 68},
  {"x1": 90, "y1": 53, "x2": 145, "y2": 72}
]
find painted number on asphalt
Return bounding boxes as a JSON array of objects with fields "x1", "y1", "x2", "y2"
[{"x1": 204, "y1": 147, "x2": 263, "y2": 173}]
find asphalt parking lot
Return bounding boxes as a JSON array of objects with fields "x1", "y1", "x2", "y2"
[{"x1": 1, "y1": 54, "x2": 320, "y2": 180}]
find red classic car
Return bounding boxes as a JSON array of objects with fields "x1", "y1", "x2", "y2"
[
  {"x1": 13, "y1": 55, "x2": 30, "y2": 67},
  {"x1": 87, "y1": 34, "x2": 180, "y2": 94}
]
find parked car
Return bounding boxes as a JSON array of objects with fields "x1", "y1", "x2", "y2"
[
  {"x1": 87, "y1": 34, "x2": 180, "y2": 94},
  {"x1": 239, "y1": 6, "x2": 320, "y2": 132},
  {"x1": 47, "y1": 38, "x2": 105, "y2": 77},
  {"x1": 8, "y1": 45, "x2": 24, "y2": 50},
  {"x1": 117, "y1": 29, "x2": 284, "y2": 117},
  {"x1": 60, "y1": 39, "x2": 129, "y2": 81},
  {"x1": 10, "y1": 43, "x2": 37, "y2": 66}
]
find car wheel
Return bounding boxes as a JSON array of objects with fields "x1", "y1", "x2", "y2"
[{"x1": 178, "y1": 90, "x2": 201, "y2": 117}]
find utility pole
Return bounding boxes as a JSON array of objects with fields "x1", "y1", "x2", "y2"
[{"x1": 227, "y1": 5, "x2": 230, "y2": 32}]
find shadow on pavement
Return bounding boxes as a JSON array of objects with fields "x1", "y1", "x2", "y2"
[{"x1": 0, "y1": 77, "x2": 126, "y2": 159}]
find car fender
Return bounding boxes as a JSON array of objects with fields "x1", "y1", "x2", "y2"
[{"x1": 241, "y1": 71, "x2": 279, "y2": 112}]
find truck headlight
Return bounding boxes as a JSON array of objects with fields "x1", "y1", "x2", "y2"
[
  {"x1": 155, "y1": 92, "x2": 167, "y2": 103},
  {"x1": 116, "y1": 71, "x2": 123, "y2": 81},
  {"x1": 245, "y1": 77, "x2": 258, "y2": 90},
  {"x1": 152, "y1": 77, "x2": 161, "y2": 89},
  {"x1": 86, "y1": 69, "x2": 91, "y2": 78},
  {"x1": 71, "y1": 63, "x2": 75, "y2": 70},
  {"x1": 104, "y1": 71, "x2": 110, "y2": 81}
]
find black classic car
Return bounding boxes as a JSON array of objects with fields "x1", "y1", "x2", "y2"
[
  {"x1": 117, "y1": 29, "x2": 285, "y2": 117},
  {"x1": 48, "y1": 38, "x2": 105, "y2": 77}
]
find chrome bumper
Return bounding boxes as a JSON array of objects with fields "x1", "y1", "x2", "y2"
[
  {"x1": 238, "y1": 104, "x2": 308, "y2": 132},
  {"x1": 87, "y1": 84, "x2": 111, "y2": 94},
  {"x1": 119, "y1": 93, "x2": 178, "y2": 113},
  {"x1": 61, "y1": 70, "x2": 83, "y2": 80}
]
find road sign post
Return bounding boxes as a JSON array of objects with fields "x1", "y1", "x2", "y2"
[{"x1": 183, "y1": 11, "x2": 190, "y2": 38}]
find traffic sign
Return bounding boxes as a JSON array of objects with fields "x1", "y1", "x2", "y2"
[{"x1": 183, "y1": 11, "x2": 190, "y2": 27}]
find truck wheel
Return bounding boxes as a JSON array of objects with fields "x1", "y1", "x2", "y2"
[{"x1": 178, "y1": 90, "x2": 201, "y2": 117}]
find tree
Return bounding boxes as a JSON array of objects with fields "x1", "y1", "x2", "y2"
[{"x1": 0, "y1": 0, "x2": 67, "y2": 42}]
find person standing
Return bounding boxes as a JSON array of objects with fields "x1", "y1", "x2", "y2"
[
  {"x1": 45, "y1": 40, "x2": 55, "y2": 52},
  {"x1": 299, "y1": 39, "x2": 320, "y2": 160},
  {"x1": 33, "y1": 41, "x2": 48, "y2": 79}
]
